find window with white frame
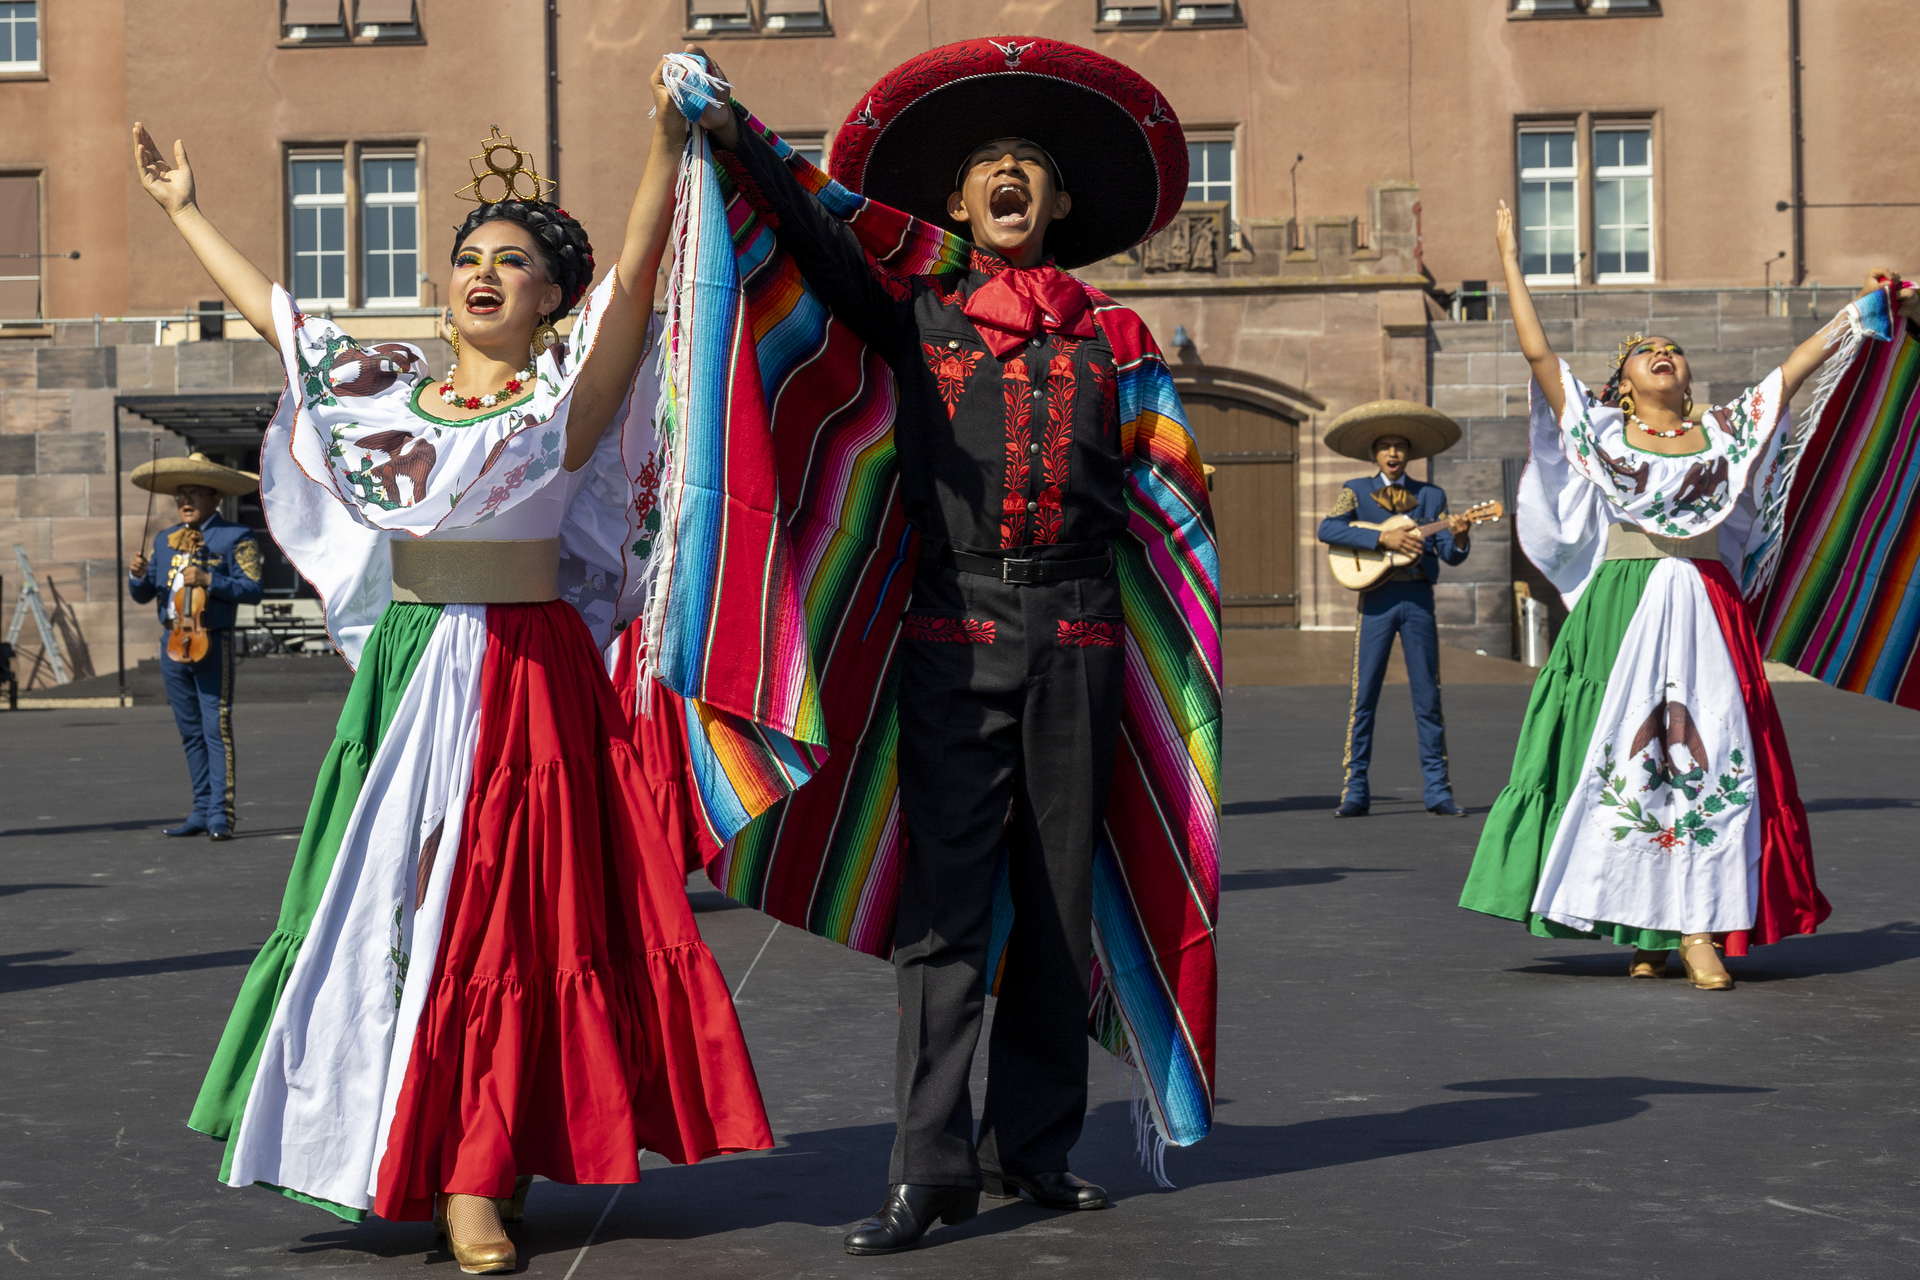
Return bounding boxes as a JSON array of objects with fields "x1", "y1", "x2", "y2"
[
  {"x1": 290, "y1": 155, "x2": 348, "y2": 305},
  {"x1": 0, "y1": 2, "x2": 39, "y2": 72},
  {"x1": 1593, "y1": 126, "x2": 1653, "y2": 281},
  {"x1": 361, "y1": 154, "x2": 419, "y2": 306},
  {"x1": 784, "y1": 135, "x2": 826, "y2": 170},
  {"x1": 1186, "y1": 137, "x2": 1235, "y2": 231},
  {"x1": 1517, "y1": 129, "x2": 1579, "y2": 283}
]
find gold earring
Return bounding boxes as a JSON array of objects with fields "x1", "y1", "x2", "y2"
[
  {"x1": 449, "y1": 325, "x2": 460, "y2": 363},
  {"x1": 1682, "y1": 392, "x2": 1694, "y2": 417},
  {"x1": 1618, "y1": 390, "x2": 1635, "y2": 416},
  {"x1": 532, "y1": 320, "x2": 559, "y2": 356}
]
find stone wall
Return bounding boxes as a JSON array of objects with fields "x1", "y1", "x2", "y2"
[{"x1": 1426, "y1": 287, "x2": 1831, "y2": 656}]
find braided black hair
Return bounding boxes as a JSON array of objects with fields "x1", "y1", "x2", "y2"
[{"x1": 451, "y1": 201, "x2": 596, "y2": 319}]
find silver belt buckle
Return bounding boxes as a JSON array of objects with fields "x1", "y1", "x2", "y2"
[{"x1": 1002, "y1": 557, "x2": 1038, "y2": 584}]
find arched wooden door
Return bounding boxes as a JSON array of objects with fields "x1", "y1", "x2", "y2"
[{"x1": 1182, "y1": 392, "x2": 1298, "y2": 627}]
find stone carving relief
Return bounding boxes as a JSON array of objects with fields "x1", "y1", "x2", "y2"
[{"x1": 1141, "y1": 205, "x2": 1225, "y2": 274}]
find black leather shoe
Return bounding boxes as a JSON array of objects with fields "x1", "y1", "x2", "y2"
[
  {"x1": 163, "y1": 820, "x2": 208, "y2": 838},
  {"x1": 208, "y1": 828, "x2": 235, "y2": 842},
  {"x1": 1333, "y1": 800, "x2": 1369, "y2": 818},
  {"x1": 843, "y1": 1184, "x2": 978, "y2": 1256},
  {"x1": 982, "y1": 1170, "x2": 1109, "y2": 1210},
  {"x1": 1428, "y1": 800, "x2": 1467, "y2": 817}
]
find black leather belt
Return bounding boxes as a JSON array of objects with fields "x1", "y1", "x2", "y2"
[{"x1": 933, "y1": 545, "x2": 1114, "y2": 584}]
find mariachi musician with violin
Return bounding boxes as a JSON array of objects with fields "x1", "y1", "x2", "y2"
[
  {"x1": 1317, "y1": 401, "x2": 1502, "y2": 820},
  {"x1": 127, "y1": 452, "x2": 264, "y2": 840}
]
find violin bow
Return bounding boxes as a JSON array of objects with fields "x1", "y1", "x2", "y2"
[{"x1": 136, "y1": 439, "x2": 157, "y2": 559}]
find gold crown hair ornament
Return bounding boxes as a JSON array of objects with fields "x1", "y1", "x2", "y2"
[
  {"x1": 1612, "y1": 332, "x2": 1649, "y2": 369},
  {"x1": 455, "y1": 127, "x2": 554, "y2": 205}
]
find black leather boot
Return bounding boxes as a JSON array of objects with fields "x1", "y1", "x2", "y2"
[
  {"x1": 981, "y1": 1170, "x2": 1110, "y2": 1210},
  {"x1": 843, "y1": 1184, "x2": 979, "y2": 1256}
]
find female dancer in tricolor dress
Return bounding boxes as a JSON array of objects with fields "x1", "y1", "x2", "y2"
[
  {"x1": 1462, "y1": 202, "x2": 1916, "y2": 990},
  {"x1": 138, "y1": 61, "x2": 770, "y2": 1275}
]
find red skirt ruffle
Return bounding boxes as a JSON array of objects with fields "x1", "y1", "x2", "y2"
[
  {"x1": 1696, "y1": 562, "x2": 1832, "y2": 956},
  {"x1": 373, "y1": 602, "x2": 771, "y2": 1221}
]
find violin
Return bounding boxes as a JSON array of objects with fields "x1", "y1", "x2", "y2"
[{"x1": 166, "y1": 526, "x2": 211, "y2": 663}]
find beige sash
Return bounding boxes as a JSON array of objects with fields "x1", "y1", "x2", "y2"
[
  {"x1": 1603, "y1": 523, "x2": 1721, "y2": 562},
  {"x1": 390, "y1": 537, "x2": 560, "y2": 604}
]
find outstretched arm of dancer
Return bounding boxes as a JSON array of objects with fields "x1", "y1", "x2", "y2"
[
  {"x1": 558, "y1": 60, "x2": 688, "y2": 469},
  {"x1": 1494, "y1": 201, "x2": 1566, "y2": 420},
  {"x1": 1776, "y1": 269, "x2": 1920, "y2": 401},
  {"x1": 134, "y1": 123, "x2": 279, "y2": 353}
]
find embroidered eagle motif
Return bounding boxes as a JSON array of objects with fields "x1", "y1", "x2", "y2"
[
  {"x1": 852, "y1": 98, "x2": 878, "y2": 128},
  {"x1": 1142, "y1": 97, "x2": 1172, "y2": 127},
  {"x1": 353, "y1": 430, "x2": 438, "y2": 508},
  {"x1": 991, "y1": 38, "x2": 1036, "y2": 67}
]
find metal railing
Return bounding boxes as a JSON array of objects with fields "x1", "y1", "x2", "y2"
[{"x1": 2, "y1": 305, "x2": 445, "y2": 346}]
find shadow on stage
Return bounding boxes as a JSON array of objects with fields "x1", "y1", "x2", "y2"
[
  {"x1": 0, "y1": 946, "x2": 256, "y2": 993},
  {"x1": 1510, "y1": 921, "x2": 1920, "y2": 981},
  {"x1": 1146, "y1": 1076, "x2": 1769, "y2": 1193},
  {"x1": 287, "y1": 1076, "x2": 1771, "y2": 1262},
  {"x1": 1220, "y1": 866, "x2": 1401, "y2": 892},
  {"x1": 0, "y1": 881, "x2": 104, "y2": 898},
  {"x1": 0, "y1": 817, "x2": 177, "y2": 838}
]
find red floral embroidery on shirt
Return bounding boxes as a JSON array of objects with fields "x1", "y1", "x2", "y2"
[
  {"x1": 1091, "y1": 359, "x2": 1116, "y2": 444},
  {"x1": 1001, "y1": 355, "x2": 1033, "y2": 547},
  {"x1": 923, "y1": 343, "x2": 981, "y2": 416},
  {"x1": 902, "y1": 613, "x2": 996, "y2": 643},
  {"x1": 1034, "y1": 340, "x2": 1081, "y2": 544},
  {"x1": 1056, "y1": 619, "x2": 1121, "y2": 648}
]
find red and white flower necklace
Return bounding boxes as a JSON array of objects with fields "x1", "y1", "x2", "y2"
[{"x1": 439, "y1": 357, "x2": 535, "y2": 411}]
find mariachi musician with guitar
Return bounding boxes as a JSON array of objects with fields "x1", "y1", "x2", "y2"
[
  {"x1": 1317, "y1": 401, "x2": 1503, "y2": 820},
  {"x1": 128, "y1": 452, "x2": 264, "y2": 840}
]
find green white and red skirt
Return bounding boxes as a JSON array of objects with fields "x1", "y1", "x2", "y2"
[
  {"x1": 1461, "y1": 555, "x2": 1829, "y2": 954},
  {"x1": 187, "y1": 600, "x2": 771, "y2": 1221}
]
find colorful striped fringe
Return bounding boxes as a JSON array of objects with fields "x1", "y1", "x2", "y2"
[
  {"x1": 673, "y1": 105, "x2": 1221, "y2": 1154},
  {"x1": 1752, "y1": 288, "x2": 1920, "y2": 707},
  {"x1": 642, "y1": 77, "x2": 829, "y2": 839}
]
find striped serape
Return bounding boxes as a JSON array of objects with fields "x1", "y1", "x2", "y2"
[
  {"x1": 658, "y1": 106, "x2": 1221, "y2": 1160},
  {"x1": 1751, "y1": 288, "x2": 1920, "y2": 707}
]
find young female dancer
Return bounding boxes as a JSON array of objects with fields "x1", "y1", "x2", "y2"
[
  {"x1": 144, "y1": 61, "x2": 771, "y2": 1274},
  {"x1": 1462, "y1": 201, "x2": 1915, "y2": 990}
]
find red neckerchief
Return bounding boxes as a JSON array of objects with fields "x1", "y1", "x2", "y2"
[{"x1": 960, "y1": 247, "x2": 1096, "y2": 358}]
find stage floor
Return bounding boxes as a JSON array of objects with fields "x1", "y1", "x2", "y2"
[{"x1": 2, "y1": 682, "x2": 1916, "y2": 1276}]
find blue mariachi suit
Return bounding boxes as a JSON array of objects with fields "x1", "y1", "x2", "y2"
[
  {"x1": 127, "y1": 514, "x2": 263, "y2": 833},
  {"x1": 1317, "y1": 474, "x2": 1470, "y2": 808}
]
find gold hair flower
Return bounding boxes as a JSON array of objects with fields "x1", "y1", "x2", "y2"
[{"x1": 455, "y1": 127, "x2": 554, "y2": 205}]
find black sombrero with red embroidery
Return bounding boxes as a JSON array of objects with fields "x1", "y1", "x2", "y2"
[{"x1": 828, "y1": 37, "x2": 1187, "y2": 270}]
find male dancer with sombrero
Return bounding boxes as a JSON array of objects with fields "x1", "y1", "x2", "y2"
[
  {"x1": 127, "y1": 452, "x2": 263, "y2": 840},
  {"x1": 1317, "y1": 403, "x2": 1473, "y2": 819},
  {"x1": 690, "y1": 37, "x2": 1213, "y2": 1255}
]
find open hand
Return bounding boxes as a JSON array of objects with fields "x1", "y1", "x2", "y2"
[
  {"x1": 133, "y1": 123, "x2": 195, "y2": 219},
  {"x1": 1495, "y1": 201, "x2": 1520, "y2": 265}
]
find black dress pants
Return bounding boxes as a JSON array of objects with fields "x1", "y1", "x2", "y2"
[{"x1": 888, "y1": 553, "x2": 1127, "y2": 1188}]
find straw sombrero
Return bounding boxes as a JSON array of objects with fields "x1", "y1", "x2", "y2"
[
  {"x1": 130, "y1": 452, "x2": 258, "y2": 496},
  {"x1": 1322, "y1": 401, "x2": 1461, "y2": 463},
  {"x1": 828, "y1": 37, "x2": 1188, "y2": 269}
]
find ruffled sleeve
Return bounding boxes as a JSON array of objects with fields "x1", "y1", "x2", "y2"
[{"x1": 1515, "y1": 359, "x2": 1614, "y2": 607}]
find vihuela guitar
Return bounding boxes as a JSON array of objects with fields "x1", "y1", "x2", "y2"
[{"x1": 1327, "y1": 500, "x2": 1505, "y2": 592}]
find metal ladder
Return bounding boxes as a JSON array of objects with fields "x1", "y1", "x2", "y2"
[{"x1": 5, "y1": 545, "x2": 71, "y2": 686}]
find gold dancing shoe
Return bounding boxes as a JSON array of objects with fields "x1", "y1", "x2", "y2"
[
  {"x1": 1679, "y1": 933, "x2": 1734, "y2": 990},
  {"x1": 435, "y1": 1191, "x2": 517, "y2": 1275},
  {"x1": 1628, "y1": 949, "x2": 1670, "y2": 979},
  {"x1": 495, "y1": 1174, "x2": 534, "y2": 1223}
]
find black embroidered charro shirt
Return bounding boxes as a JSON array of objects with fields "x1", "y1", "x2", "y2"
[{"x1": 727, "y1": 123, "x2": 1128, "y2": 557}]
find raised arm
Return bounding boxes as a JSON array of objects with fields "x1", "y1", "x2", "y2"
[
  {"x1": 1495, "y1": 201, "x2": 1565, "y2": 419},
  {"x1": 134, "y1": 124, "x2": 278, "y2": 352},
  {"x1": 1777, "y1": 269, "x2": 1920, "y2": 402},
  {"x1": 557, "y1": 60, "x2": 688, "y2": 470}
]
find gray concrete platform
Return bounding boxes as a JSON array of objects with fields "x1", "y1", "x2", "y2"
[{"x1": 2, "y1": 682, "x2": 1919, "y2": 1276}]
